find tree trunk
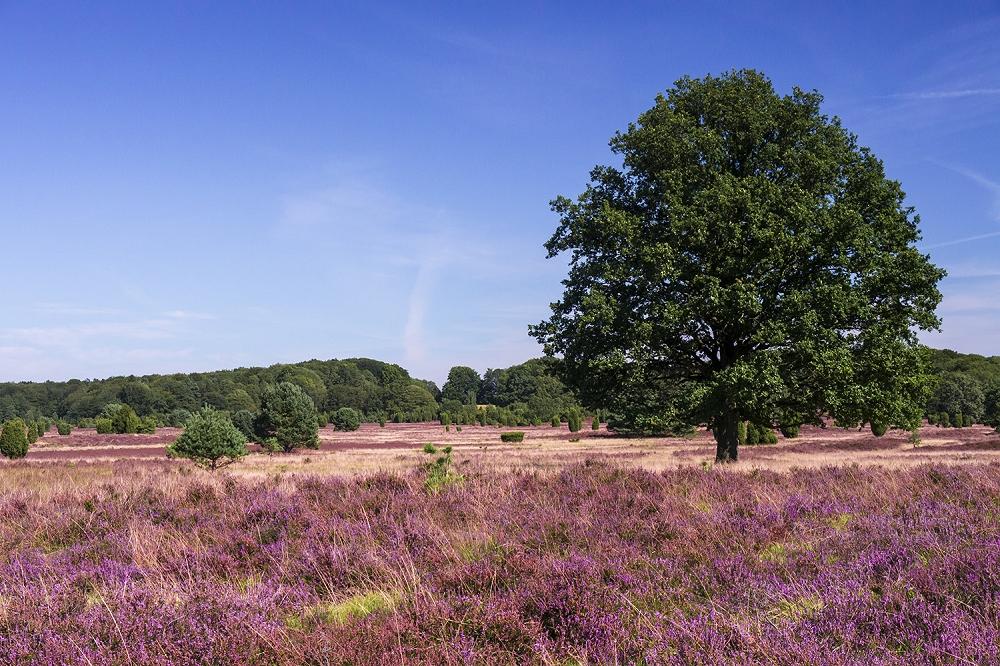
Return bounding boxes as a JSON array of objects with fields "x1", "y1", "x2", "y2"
[{"x1": 714, "y1": 408, "x2": 739, "y2": 463}]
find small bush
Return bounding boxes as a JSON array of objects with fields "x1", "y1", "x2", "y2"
[
  {"x1": 746, "y1": 423, "x2": 777, "y2": 445},
  {"x1": 592, "y1": 416, "x2": 600, "y2": 430},
  {"x1": 168, "y1": 409, "x2": 193, "y2": 427},
  {"x1": 870, "y1": 421, "x2": 888, "y2": 437},
  {"x1": 111, "y1": 405, "x2": 141, "y2": 434},
  {"x1": 421, "y1": 444, "x2": 461, "y2": 493},
  {"x1": 500, "y1": 431, "x2": 525, "y2": 443},
  {"x1": 136, "y1": 416, "x2": 157, "y2": 434},
  {"x1": 255, "y1": 382, "x2": 319, "y2": 452},
  {"x1": 95, "y1": 418, "x2": 113, "y2": 434},
  {"x1": 36, "y1": 420, "x2": 48, "y2": 436},
  {"x1": 927, "y1": 413, "x2": 938, "y2": 426},
  {"x1": 0, "y1": 419, "x2": 29, "y2": 459},
  {"x1": 317, "y1": 412, "x2": 329, "y2": 428},
  {"x1": 551, "y1": 414, "x2": 561, "y2": 428},
  {"x1": 331, "y1": 407, "x2": 362, "y2": 432},
  {"x1": 963, "y1": 414, "x2": 974, "y2": 427},
  {"x1": 952, "y1": 411, "x2": 963, "y2": 428},
  {"x1": 779, "y1": 424, "x2": 800, "y2": 439},
  {"x1": 166, "y1": 407, "x2": 248, "y2": 470},
  {"x1": 57, "y1": 422, "x2": 72, "y2": 436},
  {"x1": 567, "y1": 409, "x2": 582, "y2": 433},
  {"x1": 738, "y1": 421, "x2": 748, "y2": 445},
  {"x1": 937, "y1": 411, "x2": 950, "y2": 428},
  {"x1": 440, "y1": 412, "x2": 451, "y2": 427},
  {"x1": 26, "y1": 422, "x2": 38, "y2": 444}
]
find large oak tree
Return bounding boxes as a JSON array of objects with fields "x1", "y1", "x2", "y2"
[{"x1": 531, "y1": 70, "x2": 945, "y2": 462}]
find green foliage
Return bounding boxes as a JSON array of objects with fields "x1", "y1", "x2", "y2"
[
  {"x1": 985, "y1": 381, "x2": 1000, "y2": 429},
  {"x1": 167, "y1": 409, "x2": 192, "y2": 427},
  {"x1": 551, "y1": 414, "x2": 561, "y2": 428},
  {"x1": 929, "y1": 373, "x2": 984, "y2": 423},
  {"x1": 500, "y1": 431, "x2": 525, "y2": 443},
  {"x1": 110, "y1": 404, "x2": 141, "y2": 434},
  {"x1": 317, "y1": 412, "x2": 329, "y2": 428},
  {"x1": 779, "y1": 424, "x2": 800, "y2": 439},
  {"x1": 166, "y1": 407, "x2": 248, "y2": 470},
  {"x1": 566, "y1": 409, "x2": 582, "y2": 433},
  {"x1": 331, "y1": 407, "x2": 362, "y2": 432},
  {"x1": 95, "y1": 418, "x2": 113, "y2": 434},
  {"x1": 255, "y1": 383, "x2": 319, "y2": 452},
  {"x1": 870, "y1": 422, "x2": 888, "y2": 437},
  {"x1": 440, "y1": 411, "x2": 451, "y2": 427},
  {"x1": 231, "y1": 410, "x2": 256, "y2": 440},
  {"x1": 57, "y1": 422, "x2": 72, "y2": 436},
  {"x1": 737, "y1": 421, "x2": 748, "y2": 446},
  {"x1": 441, "y1": 366, "x2": 482, "y2": 405},
  {"x1": 0, "y1": 419, "x2": 29, "y2": 459},
  {"x1": 531, "y1": 69, "x2": 944, "y2": 462},
  {"x1": 746, "y1": 423, "x2": 778, "y2": 445},
  {"x1": 963, "y1": 413, "x2": 974, "y2": 427},
  {"x1": 26, "y1": 421, "x2": 38, "y2": 444},
  {"x1": 937, "y1": 411, "x2": 950, "y2": 428},
  {"x1": 136, "y1": 415, "x2": 157, "y2": 434},
  {"x1": 952, "y1": 411, "x2": 964, "y2": 428},
  {"x1": 421, "y1": 444, "x2": 461, "y2": 493},
  {"x1": 591, "y1": 416, "x2": 600, "y2": 430},
  {"x1": 36, "y1": 419, "x2": 48, "y2": 436}
]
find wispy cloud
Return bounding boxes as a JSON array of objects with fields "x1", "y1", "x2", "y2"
[
  {"x1": 889, "y1": 88, "x2": 1000, "y2": 100},
  {"x1": 925, "y1": 230, "x2": 1000, "y2": 249}
]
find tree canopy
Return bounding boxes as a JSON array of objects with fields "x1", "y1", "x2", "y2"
[{"x1": 531, "y1": 70, "x2": 945, "y2": 461}]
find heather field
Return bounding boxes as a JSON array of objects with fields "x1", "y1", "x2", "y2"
[
  {"x1": 0, "y1": 459, "x2": 998, "y2": 664},
  {"x1": 0, "y1": 424, "x2": 999, "y2": 663}
]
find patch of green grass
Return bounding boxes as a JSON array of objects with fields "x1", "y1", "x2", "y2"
[
  {"x1": 759, "y1": 542, "x2": 787, "y2": 564},
  {"x1": 770, "y1": 595, "x2": 824, "y2": 622},
  {"x1": 828, "y1": 513, "x2": 853, "y2": 531},
  {"x1": 285, "y1": 591, "x2": 398, "y2": 630}
]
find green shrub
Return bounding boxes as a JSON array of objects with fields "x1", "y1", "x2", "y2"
[
  {"x1": 166, "y1": 407, "x2": 248, "y2": 470},
  {"x1": 378, "y1": 415, "x2": 386, "y2": 427},
  {"x1": 500, "y1": 431, "x2": 525, "y2": 443},
  {"x1": 421, "y1": 444, "x2": 461, "y2": 493},
  {"x1": 0, "y1": 419, "x2": 29, "y2": 459},
  {"x1": 551, "y1": 414, "x2": 561, "y2": 428},
  {"x1": 331, "y1": 407, "x2": 362, "y2": 432},
  {"x1": 938, "y1": 411, "x2": 950, "y2": 427},
  {"x1": 592, "y1": 416, "x2": 600, "y2": 430},
  {"x1": 963, "y1": 413, "x2": 974, "y2": 427},
  {"x1": 440, "y1": 412, "x2": 451, "y2": 427},
  {"x1": 567, "y1": 409, "x2": 582, "y2": 433},
  {"x1": 95, "y1": 418, "x2": 113, "y2": 434},
  {"x1": 737, "y1": 421, "x2": 748, "y2": 445},
  {"x1": 111, "y1": 405, "x2": 141, "y2": 434},
  {"x1": 952, "y1": 411, "x2": 964, "y2": 428},
  {"x1": 57, "y1": 422, "x2": 72, "y2": 436},
  {"x1": 136, "y1": 416, "x2": 157, "y2": 434},
  {"x1": 746, "y1": 423, "x2": 778, "y2": 445},
  {"x1": 746, "y1": 423, "x2": 759, "y2": 445},
  {"x1": 779, "y1": 424, "x2": 800, "y2": 438},
  {"x1": 926, "y1": 413, "x2": 937, "y2": 426},
  {"x1": 26, "y1": 422, "x2": 38, "y2": 444},
  {"x1": 317, "y1": 412, "x2": 329, "y2": 428},
  {"x1": 254, "y1": 382, "x2": 319, "y2": 452},
  {"x1": 871, "y1": 421, "x2": 888, "y2": 437},
  {"x1": 36, "y1": 420, "x2": 48, "y2": 437}
]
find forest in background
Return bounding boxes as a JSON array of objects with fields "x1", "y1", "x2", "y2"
[{"x1": 0, "y1": 356, "x2": 578, "y2": 427}]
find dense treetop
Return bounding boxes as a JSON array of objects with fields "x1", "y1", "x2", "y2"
[{"x1": 532, "y1": 70, "x2": 946, "y2": 460}]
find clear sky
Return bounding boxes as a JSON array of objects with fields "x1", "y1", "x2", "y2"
[{"x1": 1, "y1": 1, "x2": 998, "y2": 384}]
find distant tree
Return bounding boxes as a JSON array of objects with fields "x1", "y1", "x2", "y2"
[
  {"x1": 26, "y1": 421, "x2": 38, "y2": 444},
  {"x1": 441, "y1": 366, "x2": 482, "y2": 405},
  {"x1": 551, "y1": 414, "x2": 561, "y2": 428},
  {"x1": 984, "y1": 381, "x2": 1000, "y2": 430},
  {"x1": 477, "y1": 369, "x2": 502, "y2": 405},
  {"x1": 136, "y1": 415, "x2": 158, "y2": 434},
  {"x1": 167, "y1": 407, "x2": 248, "y2": 470},
  {"x1": 331, "y1": 407, "x2": 362, "y2": 432},
  {"x1": 226, "y1": 388, "x2": 257, "y2": 412},
  {"x1": 167, "y1": 408, "x2": 193, "y2": 427},
  {"x1": 254, "y1": 382, "x2": 319, "y2": 452},
  {"x1": 531, "y1": 70, "x2": 944, "y2": 461},
  {"x1": 57, "y1": 422, "x2": 72, "y2": 436},
  {"x1": 0, "y1": 419, "x2": 29, "y2": 459}
]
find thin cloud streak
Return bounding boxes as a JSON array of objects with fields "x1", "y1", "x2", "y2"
[{"x1": 889, "y1": 88, "x2": 1000, "y2": 100}]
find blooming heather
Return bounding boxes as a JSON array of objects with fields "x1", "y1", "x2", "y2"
[{"x1": 0, "y1": 462, "x2": 997, "y2": 663}]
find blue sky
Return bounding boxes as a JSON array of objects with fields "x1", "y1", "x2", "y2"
[{"x1": 1, "y1": 1, "x2": 998, "y2": 384}]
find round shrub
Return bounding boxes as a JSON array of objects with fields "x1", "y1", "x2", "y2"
[
  {"x1": 0, "y1": 419, "x2": 29, "y2": 459},
  {"x1": 111, "y1": 405, "x2": 141, "y2": 434},
  {"x1": 592, "y1": 416, "x2": 600, "y2": 430},
  {"x1": 952, "y1": 411, "x2": 964, "y2": 428},
  {"x1": 871, "y1": 421, "x2": 888, "y2": 437},
  {"x1": 500, "y1": 431, "x2": 525, "y2": 443},
  {"x1": 737, "y1": 421, "x2": 748, "y2": 445},
  {"x1": 95, "y1": 418, "x2": 113, "y2": 434},
  {"x1": 331, "y1": 407, "x2": 362, "y2": 432},
  {"x1": 779, "y1": 424, "x2": 800, "y2": 439},
  {"x1": 551, "y1": 414, "x2": 561, "y2": 428},
  {"x1": 166, "y1": 407, "x2": 248, "y2": 471},
  {"x1": 25, "y1": 422, "x2": 38, "y2": 444},
  {"x1": 963, "y1": 413, "x2": 974, "y2": 427},
  {"x1": 57, "y1": 422, "x2": 72, "y2": 436}
]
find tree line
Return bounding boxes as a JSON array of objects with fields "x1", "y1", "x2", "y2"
[{"x1": 0, "y1": 356, "x2": 581, "y2": 428}]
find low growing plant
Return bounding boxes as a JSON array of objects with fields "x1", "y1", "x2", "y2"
[{"x1": 500, "y1": 431, "x2": 525, "y2": 443}]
